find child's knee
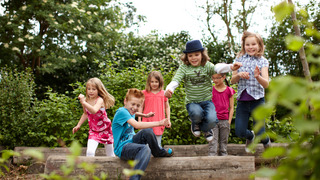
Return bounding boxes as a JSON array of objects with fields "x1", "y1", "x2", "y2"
[
  {"x1": 143, "y1": 128, "x2": 154, "y2": 135},
  {"x1": 141, "y1": 145, "x2": 151, "y2": 156}
]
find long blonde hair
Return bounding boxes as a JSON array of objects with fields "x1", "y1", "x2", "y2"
[
  {"x1": 237, "y1": 31, "x2": 265, "y2": 58},
  {"x1": 145, "y1": 71, "x2": 164, "y2": 92},
  {"x1": 86, "y1": 78, "x2": 115, "y2": 109}
]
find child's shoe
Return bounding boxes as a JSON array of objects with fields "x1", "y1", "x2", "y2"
[
  {"x1": 191, "y1": 124, "x2": 201, "y2": 137},
  {"x1": 245, "y1": 130, "x2": 255, "y2": 153},
  {"x1": 165, "y1": 148, "x2": 174, "y2": 157},
  {"x1": 189, "y1": 118, "x2": 201, "y2": 137},
  {"x1": 204, "y1": 129, "x2": 214, "y2": 142},
  {"x1": 263, "y1": 138, "x2": 272, "y2": 149}
]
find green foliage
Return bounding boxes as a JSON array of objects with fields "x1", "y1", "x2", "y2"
[
  {"x1": 0, "y1": 0, "x2": 142, "y2": 97},
  {"x1": 255, "y1": 1, "x2": 320, "y2": 179},
  {"x1": 31, "y1": 88, "x2": 85, "y2": 147},
  {"x1": 0, "y1": 67, "x2": 36, "y2": 149},
  {"x1": 0, "y1": 150, "x2": 19, "y2": 177}
]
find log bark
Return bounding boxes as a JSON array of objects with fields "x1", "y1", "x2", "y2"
[{"x1": 45, "y1": 155, "x2": 255, "y2": 180}]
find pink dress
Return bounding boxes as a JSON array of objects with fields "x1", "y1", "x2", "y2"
[
  {"x1": 142, "y1": 90, "x2": 168, "y2": 135},
  {"x1": 86, "y1": 97, "x2": 113, "y2": 144}
]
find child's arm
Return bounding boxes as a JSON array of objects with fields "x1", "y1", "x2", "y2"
[
  {"x1": 73, "y1": 111, "x2": 88, "y2": 134},
  {"x1": 137, "y1": 101, "x2": 145, "y2": 122},
  {"x1": 78, "y1": 94, "x2": 104, "y2": 114},
  {"x1": 228, "y1": 95, "x2": 235, "y2": 124},
  {"x1": 164, "y1": 81, "x2": 179, "y2": 98},
  {"x1": 231, "y1": 71, "x2": 250, "y2": 84},
  {"x1": 254, "y1": 66, "x2": 269, "y2": 88},
  {"x1": 127, "y1": 117, "x2": 169, "y2": 129},
  {"x1": 135, "y1": 111, "x2": 155, "y2": 118},
  {"x1": 214, "y1": 62, "x2": 242, "y2": 74},
  {"x1": 165, "y1": 100, "x2": 171, "y2": 128}
]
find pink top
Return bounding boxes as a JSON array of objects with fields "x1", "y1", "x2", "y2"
[
  {"x1": 212, "y1": 86, "x2": 235, "y2": 120},
  {"x1": 85, "y1": 97, "x2": 113, "y2": 144},
  {"x1": 142, "y1": 90, "x2": 168, "y2": 135}
]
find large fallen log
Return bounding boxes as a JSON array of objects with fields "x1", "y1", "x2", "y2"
[
  {"x1": 164, "y1": 143, "x2": 288, "y2": 165},
  {"x1": 44, "y1": 155, "x2": 255, "y2": 180}
]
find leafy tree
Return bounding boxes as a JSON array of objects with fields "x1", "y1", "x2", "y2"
[
  {"x1": 98, "y1": 31, "x2": 190, "y2": 73},
  {"x1": 0, "y1": 0, "x2": 141, "y2": 96},
  {"x1": 265, "y1": 1, "x2": 320, "y2": 78},
  {"x1": 199, "y1": 0, "x2": 261, "y2": 56}
]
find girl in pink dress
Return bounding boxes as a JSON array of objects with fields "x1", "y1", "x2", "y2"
[
  {"x1": 73, "y1": 78, "x2": 115, "y2": 156},
  {"x1": 139, "y1": 71, "x2": 171, "y2": 147}
]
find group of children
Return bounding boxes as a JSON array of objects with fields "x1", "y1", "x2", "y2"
[{"x1": 72, "y1": 31, "x2": 271, "y2": 180}]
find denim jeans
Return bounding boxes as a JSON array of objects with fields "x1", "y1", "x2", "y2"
[
  {"x1": 120, "y1": 128, "x2": 168, "y2": 180},
  {"x1": 235, "y1": 98, "x2": 269, "y2": 144},
  {"x1": 186, "y1": 100, "x2": 218, "y2": 132}
]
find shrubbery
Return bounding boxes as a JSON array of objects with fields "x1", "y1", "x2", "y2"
[
  {"x1": 0, "y1": 68, "x2": 36, "y2": 149},
  {"x1": 0, "y1": 65, "x2": 296, "y2": 149}
]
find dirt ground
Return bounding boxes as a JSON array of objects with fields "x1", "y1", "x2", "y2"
[{"x1": 1, "y1": 164, "x2": 42, "y2": 180}]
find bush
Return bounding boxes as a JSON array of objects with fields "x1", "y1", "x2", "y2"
[
  {"x1": 29, "y1": 88, "x2": 85, "y2": 147},
  {"x1": 0, "y1": 67, "x2": 36, "y2": 149}
]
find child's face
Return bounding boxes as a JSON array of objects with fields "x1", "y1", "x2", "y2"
[
  {"x1": 187, "y1": 51, "x2": 202, "y2": 67},
  {"x1": 124, "y1": 97, "x2": 143, "y2": 115},
  {"x1": 86, "y1": 84, "x2": 98, "y2": 99},
  {"x1": 212, "y1": 74, "x2": 225, "y2": 85},
  {"x1": 244, "y1": 36, "x2": 260, "y2": 56},
  {"x1": 150, "y1": 77, "x2": 160, "y2": 91}
]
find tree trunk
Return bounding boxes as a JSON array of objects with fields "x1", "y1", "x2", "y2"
[{"x1": 288, "y1": 0, "x2": 312, "y2": 82}]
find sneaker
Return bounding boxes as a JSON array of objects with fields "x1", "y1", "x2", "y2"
[
  {"x1": 165, "y1": 148, "x2": 174, "y2": 157},
  {"x1": 189, "y1": 118, "x2": 201, "y2": 137},
  {"x1": 245, "y1": 130, "x2": 255, "y2": 153},
  {"x1": 263, "y1": 138, "x2": 272, "y2": 149},
  {"x1": 204, "y1": 129, "x2": 214, "y2": 142},
  {"x1": 192, "y1": 124, "x2": 201, "y2": 137}
]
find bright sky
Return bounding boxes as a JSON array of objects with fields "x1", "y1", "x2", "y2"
[
  {"x1": 125, "y1": 0, "x2": 312, "y2": 40},
  {"x1": 127, "y1": 0, "x2": 207, "y2": 39}
]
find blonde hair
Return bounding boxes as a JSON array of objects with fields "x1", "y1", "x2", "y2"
[
  {"x1": 125, "y1": 88, "x2": 145, "y2": 102},
  {"x1": 180, "y1": 49, "x2": 210, "y2": 66},
  {"x1": 145, "y1": 71, "x2": 164, "y2": 92},
  {"x1": 237, "y1": 31, "x2": 265, "y2": 58},
  {"x1": 86, "y1": 78, "x2": 115, "y2": 109}
]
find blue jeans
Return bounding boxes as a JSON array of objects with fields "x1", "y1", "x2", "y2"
[
  {"x1": 186, "y1": 100, "x2": 218, "y2": 132},
  {"x1": 235, "y1": 98, "x2": 269, "y2": 144},
  {"x1": 120, "y1": 128, "x2": 168, "y2": 180}
]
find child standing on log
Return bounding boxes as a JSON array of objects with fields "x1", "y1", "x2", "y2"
[
  {"x1": 73, "y1": 78, "x2": 115, "y2": 157},
  {"x1": 165, "y1": 39, "x2": 242, "y2": 142},
  {"x1": 208, "y1": 73, "x2": 235, "y2": 156},
  {"x1": 231, "y1": 31, "x2": 271, "y2": 152},
  {"x1": 112, "y1": 88, "x2": 173, "y2": 180},
  {"x1": 139, "y1": 71, "x2": 171, "y2": 147}
]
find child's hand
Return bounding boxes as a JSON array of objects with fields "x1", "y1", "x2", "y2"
[
  {"x1": 72, "y1": 125, "x2": 80, "y2": 134},
  {"x1": 164, "y1": 90, "x2": 173, "y2": 98},
  {"x1": 231, "y1": 62, "x2": 242, "y2": 71},
  {"x1": 162, "y1": 118, "x2": 170, "y2": 127},
  {"x1": 254, "y1": 66, "x2": 260, "y2": 78},
  {"x1": 239, "y1": 72, "x2": 250, "y2": 79},
  {"x1": 145, "y1": 112, "x2": 155, "y2": 118},
  {"x1": 166, "y1": 120, "x2": 171, "y2": 128},
  {"x1": 78, "y1": 94, "x2": 85, "y2": 103}
]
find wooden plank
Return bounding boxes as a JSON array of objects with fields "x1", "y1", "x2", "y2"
[{"x1": 44, "y1": 155, "x2": 255, "y2": 180}]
